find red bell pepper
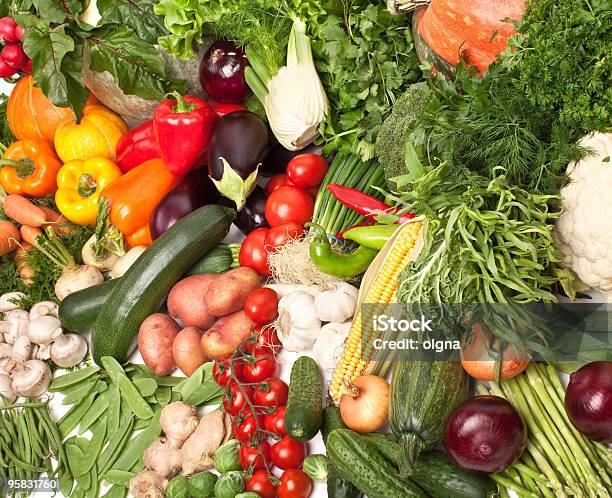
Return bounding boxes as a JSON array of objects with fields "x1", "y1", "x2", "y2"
[
  {"x1": 153, "y1": 92, "x2": 216, "y2": 177},
  {"x1": 327, "y1": 184, "x2": 415, "y2": 223},
  {"x1": 209, "y1": 100, "x2": 247, "y2": 119},
  {"x1": 115, "y1": 121, "x2": 160, "y2": 173}
]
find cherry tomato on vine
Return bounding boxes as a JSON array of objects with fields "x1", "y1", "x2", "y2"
[
  {"x1": 254, "y1": 378, "x2": 289, "y2": 408},
  {"x1": 233, "y1": 413, "x2": 264, "y2": 444},
  {"x1": 265, "y1": 406, "x2": 286, "y2": 437},
  {"x1": 264, "y1": 222, "x2": 304, "y2": 251},
  {"x1": 246, "y1": 470, "x2": 278, "y2": 498},
  {"x1": 223, "y1": 381, "x2": 253, "y2": 417},
  {"x1": 243, "y1": 353, "x2": 277, "y2": 383},
  {"x1": 287, "y1": 153, "x2": 329, "y2": 188},
  {"x1": 239, "y1": 440, "x2": 272, "y2": 471},
  {"x1": 213, "y1": 354, "x2": 244, "y2": 387},
  {"x1": 277, "y1": 469, "x2": 312, "y2": 498},
  {"x1": 265, "y1": 186, "x2": 314, "y2": 227},
  {"x1": 239, "y1": 227, "x2": 271, "y2": 276},
  {"x1": 244, "y1": 287, "x2": 279, "y2": 325},
  {"x1": 271, "y1": 435, "x2": 307, "y2": 470},
  {"x1": 246, "y1": 325, "x2": 282, "y2": 355}
]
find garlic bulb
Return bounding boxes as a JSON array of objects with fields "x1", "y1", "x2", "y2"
[
  {"x1": 277, "y1": 291, "x2": 322, "y2": 352},
  {"x1": 313, "y1": 321, "x2": 352, "y2": 372},
  {"x1": 314, "y1": 282, "x2": 358, "y2": 323},
  {"x1": 246, "y1": 19, "x2": 328, "y2": 151}
]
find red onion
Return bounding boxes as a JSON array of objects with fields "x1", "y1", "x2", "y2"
[
  {"x1": 444, "y1": 395, "x2": 526, "y2": 474},
  {"x1": 199, "y1": 40, "x2": 250, "y2": 103},
  {"x1": 565, "y1": 361, "x2": 612, "y2": 444}
]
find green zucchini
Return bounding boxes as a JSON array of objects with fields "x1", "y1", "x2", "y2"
[
  {"x1": 362, "y1": 433, "x2": 496, "y2": 498},
  {"x1": 285, "y1": 356, "x2": 322, "y2": 442},
  {"x1": 186, "y1": 244, "x2": 233, "y2": 276},
  {"x1": 92, "y1": 205, "x2": 234, "y2": 363},
  {"x1": 322, "y1": 406, "x2": 361, "y2": 498},
  {"x1": 327, "y1": 429, "x2": 426, "y2": 498},
  {"x1": 59, "y1": 279, "x2": 118, "y2": 333},
  {"x1": 390, "y1": 360, "x2": 468, "y2": 476}
]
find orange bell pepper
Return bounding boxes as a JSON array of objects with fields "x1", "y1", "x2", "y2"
[
  {"x1": 102, "y1": 158, "x2": 178, "y2": 246},
  {"x1": 0, "y1": 139, "x2": 62, "y2": 197}
]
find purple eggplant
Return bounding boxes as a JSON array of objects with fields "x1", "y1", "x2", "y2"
[
  {"x1": 221, "y1": 185, "x2": 268, "y2": 235},
  {"x1": 207, "y1": 111, "x2": 270, "y2": 210},
  {"x1": 150, "y1": 168, "x2": 218, "y2": 240},
  {"x1": 260, "y1": 142, "x2": 324, "y2": 176}
]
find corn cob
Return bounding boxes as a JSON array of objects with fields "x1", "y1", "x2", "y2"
[{"x1": 328, "y1": 220, "x2": 423, "y2": 404}]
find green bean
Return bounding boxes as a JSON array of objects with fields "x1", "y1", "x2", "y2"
[
  {"x1": 49, "y1": 366, "x2": 100, "y2": 391},
  {"x1": 110, "y1": 409, "x2": 161, "y2": 472},
  {"x1": 59, "y1": 392, "x2": 97, "y2": 437},
  {"x1": 104, "y1": 470, "x2": 135, "y2": 486},
  {"x1": 101, "y1": 357, "x2": 154, "y2": 420}
]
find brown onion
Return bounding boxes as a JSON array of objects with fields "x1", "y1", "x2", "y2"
[{"x1": 340, "y1": 375, "x2": 390, "y2": 433}]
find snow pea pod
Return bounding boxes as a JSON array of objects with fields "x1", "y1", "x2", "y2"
[{"x1": 101, "y1": 357, "x2": 153, "y2": 420}]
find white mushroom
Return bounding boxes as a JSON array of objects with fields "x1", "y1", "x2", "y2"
[
  {"x1": 0, "y1": 358, "x2": 16, "y2": 376},
  {"x1": 0, "y1": 374, "x2": 16, "y2": 404},
  {"x1": 0, "y1": 343, "x2": 12, "y2": 359},
  {"x1": 0, "y1": 309, "x2": 30, "y2": 345},
  {"x1": 29, "y1": 301, "x2": 59, "y2": 320},
  {"x1": 0, "y1": 292, "x2": 26, "y2": 312},
  {"x1": 50, "y1": 334, "x2": 87, "y2": 368},
  {"x1": 27, "y1": 316, "x2": 62, "y2": 345},
  {"x1": 31, "y1": 343, "x2": 52, "y2": 361},
  {"x1": 11, "y1": 335, "x2": 32, "y2": 363},
  {"x1": 11, "y1": 360, "x2": 52, "y2": 398}
]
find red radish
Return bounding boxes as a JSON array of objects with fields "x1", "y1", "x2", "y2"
[
  {"x1": 1, "y1": 43, "x2": 26, "y2": 69},
  {"x1": 20, "y1": 58, "x2": 32, "y2": 73},
  {"x1": 0, "y1": 59, "x2": 16, "y2": 78},
  {"x1": 0, "y1": 17, "x2": 18, "y2": 43},
  {"x1": 14, "y1": 24, "x2": 25, "y2": 41}
]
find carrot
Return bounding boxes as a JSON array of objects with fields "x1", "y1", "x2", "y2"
[
  {"x1": 40, "y1": 206, "x2": 73, "y2": 235},
  {"x1": 15, "y1": 242, "x2": 34, "y2": 285},
  {"x1": 19, "y1": 225, "x2": 43, "y2": 247},
  {"x1": 0, "y1": 221, "x2": 20, "y2": 256},
  {"x1": 2, "y1": 195, "x2": 47, "y2": 227}
]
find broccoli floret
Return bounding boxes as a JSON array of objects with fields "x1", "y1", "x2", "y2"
[{"x1": 375, "y1": 82, "x2": 431, "y2": 190}]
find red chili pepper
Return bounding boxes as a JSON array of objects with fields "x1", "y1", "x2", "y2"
[
  {"x1": 335, "y1": 219, "x2": 375, "y2": 240},
  {"x1": 115, "y1": 121, "x2": 160, "y2": 173},
  {"x1": 153, "y1": 92, "x2": 216, "y2": 177},
  {"x1": 327, "y1": 184, "x2": 414, "y2": 223}
]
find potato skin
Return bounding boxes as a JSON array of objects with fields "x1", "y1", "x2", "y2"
[
  {"x1": 200, "y1": 310, "x2": 254, "y2": 360},
  {"x1": 173, "y1": 327, "x2": 208, "y2": 376},
  {"x1": 205, "y1": 267, "x2": 261, "y2": 317},
  {"x1": 167, "y1": 275, "x2": 217, "y2": 328},
  {"x1": 138, "y1": 313, "x2": 179, "y2": 376}
]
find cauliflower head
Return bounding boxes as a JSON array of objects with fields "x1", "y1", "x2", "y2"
[{"x1": 555, "y1": 132, "x2": 612, "y2": 302}]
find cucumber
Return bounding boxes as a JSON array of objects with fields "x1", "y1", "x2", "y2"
[
  {"x1": 186, "y1": 244, "x2": 233, "y2": 276},
  {"x1": 285, "y1": 356, "x2": 322, "y2": 442},
  {"x1": 322, "y1": 407, "x2": 361, "y2": 498},
  {"x1": 92, "y1": 205, "x2": 234, "y2": 363},
  {"x1": 362, "y1": 433, "x2": 496, "y2": 498},
  {"x1": 59, "y1": 279, "x2": 118, "y2": 333},
  {"x1": 390, "y1": 360, "x2": 468, "y2": 476},
  {"x1": 327, "y1": 429, "x2": 426, "y2": 498}
]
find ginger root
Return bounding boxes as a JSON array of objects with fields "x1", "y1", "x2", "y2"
[
  {"x1": 129, "y1": 470, "x2": 167, "y2": 498},
  {"x1": 143, "y1": 437, "x2": 182, "y2": 479},
  {"x1": 180, "y1": 409, "x2": 226, "y2": 476},
  {"x1": 160, "y1": 401, "x2": 199, "y2": 448}
]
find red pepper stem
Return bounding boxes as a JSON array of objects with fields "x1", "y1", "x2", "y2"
[{"x1": 165, "y1": 91, "x2": 196, "y2": 113}]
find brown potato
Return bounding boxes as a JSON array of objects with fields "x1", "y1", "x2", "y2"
[
  {"x1": 138, "y1": 313, "x2": 179, "y2": 376},
  {"x1": 167, "y1": 274, "x2": 217, "y2": 328},
  {"x1": 205, "y1": 267, "x2": 260, "y2": 317},
  {"x1": 172, "y1": 327, "x2": 208, "y2": 376},
  {"x1": 200, "y1": 310, "x2": 254, "y2": 360}
]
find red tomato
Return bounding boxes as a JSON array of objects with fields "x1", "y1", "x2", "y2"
[
  {"x1": 245, "y1": 288, "x2": 280, "y2": 325},
  {"x1": 209, "y1": 100, "x2": 247, "y2": 118},
  {"x1": 243, "y1": 353, "x2": 277, "y2": 383},
  {"x1": 271, "y1": 436, "x2": 307, "y2": 470},
  {"x1": 264, "y1": 222, "x2": 304, "y2": 251},
  {"x1": 246, "y1": 325, "x2": 282, "y2": 355},
  {"x1": 233, "y1": 413, "x2": 264, "y2": 444},
  {"x1": 239, "y1": 227, "x2": 271, "y2": 276},
  {"x1": 287, "y1": 153, "x2": 328, "y2": 188},
  {"x1": 265, "y1": 186, "x2": 314, "y2": 227},
  {"x1": 277, "y1": 469, "x2": 312, "y2": 498},
  {"x1": 265, "y1": 406, "x2": 286, "y2": 436},
  {"x1": 266, "y1": 174, "x2": 296, "y2": 195},
  {"x1": 254, "y1": 378, "x2": 289, "y2": 408},
  {"x1": 223, "y1": 381, "x2": 254, "y2": 417},
  {"x1": 246, "y1": 470, "x2": 278, "y2": 498},
  {"x1": 213, "y1": 354, "x2": 244, "y2": 387},
  {"x1": 239, "y1": 440, "x2": 271, "y2": 471}
]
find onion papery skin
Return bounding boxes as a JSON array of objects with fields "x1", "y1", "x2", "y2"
[
  {"x1": 565, "y1": 361, "x2": 612, "y2": 444},
  {"x1": 200, "y1": 41, "x2": 250, "y2": 103},
  {"x1": 444, "y1": 395, "x2": 527, "y2": 474}
]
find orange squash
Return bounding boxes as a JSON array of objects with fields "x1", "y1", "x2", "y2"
[
  {"x1": 6, "y1": 75, "x2": 74, "y2": 145},
  {"x1": 54, "y1": 104, "x2": 128, "y2": 163}
]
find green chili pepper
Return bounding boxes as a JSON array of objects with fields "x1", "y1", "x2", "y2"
[
  {"x1": 343, "y1": 224, "x2": 399, "y2": 250},
  {"x1": 309, "y1": 226, "x2": 378, "y2": 278}
]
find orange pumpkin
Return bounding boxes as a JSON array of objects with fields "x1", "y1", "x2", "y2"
[
  {"x1": 54, "y1": 104, "x2": 128, "y2": 163},
  {"x1": 6, "y1": 75, "x2": 74, "y2": 145}
]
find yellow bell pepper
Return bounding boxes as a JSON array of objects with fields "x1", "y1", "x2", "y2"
[{"x1": 55, "y1": 157, "x2": 122, "y2": 225}]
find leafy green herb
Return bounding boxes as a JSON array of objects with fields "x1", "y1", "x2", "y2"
[
  {"x1": 0, "y1": 93, "x2": 13, "y2": 154},
  {"x1": 154, "y1": 0, "x2": 206, "y2": 60},
  {"x1": 96, "y1": 0, "x2": 169, "y2": 44}
]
